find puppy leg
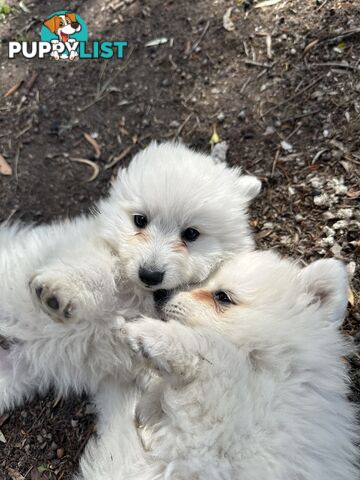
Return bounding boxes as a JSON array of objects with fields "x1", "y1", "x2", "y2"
[
  {"x1": 0, "y1": 345, "x2": 41, "y2": 413},
  {"x1": 125, "y1": 318, "x2": 202, "y2": 383},
  {"x1": 29, "y1": 248, "x2": 117, "y2": 324}
]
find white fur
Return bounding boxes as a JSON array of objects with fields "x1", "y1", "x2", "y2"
[
  {"x1": 77, "y1": 251, "x2": 358, "y2": 480},
  {"x1": 0, "y1": 141, "x2": 260, "y2": 413}
]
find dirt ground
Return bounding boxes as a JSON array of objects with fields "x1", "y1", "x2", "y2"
[{"x1": 0, "y1": 0, "x2": 359, "y2": 478}]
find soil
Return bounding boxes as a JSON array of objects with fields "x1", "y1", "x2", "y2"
[{"x1": 0, "y1": 0, "x2": 359, "y2": 478}]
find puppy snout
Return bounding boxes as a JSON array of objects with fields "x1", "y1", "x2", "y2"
[{"x1": 139, "y1": 267, "x2": 164, "y2": 286}]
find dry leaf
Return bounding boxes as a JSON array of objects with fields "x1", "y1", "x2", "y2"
[
  {"x1": 70, "y1": 157, "x2": 100, "y2": 182},
  {"x1": 209, "y1": 124, "x2": 220, "y2": 145},
  {"x1": 83, "y1": 133, "x2": 101, "y2": 159},
  {"x1": 145, "y1": 38, "x2": 168, "y2": 47},
  {"x1": 348, "y1": 288, "x2": 356, "y2": 307},
  {"x1": 0, "y1": 429, "x2": 6, "y2": 443},
  {"x1": 254, "y1": 0, "x2": 282, "y2": 8},
  {"x1": 7, "y1": 468, "x2": 25, "y2": 480},
  {"x1": 346, "y1": 190, "x2": 360, "y2": 199},
  {"x1": 0, "y1": 154, "x2": 12, "y2": 176},
  {"x1": 4, "y1": 81, "x2": 22, "y2": 98},
  {"x1": 304, "y1": 39, "x2": 319, "y2": 55},
  {"x1": 256, "y1": 230, "x2": 272, "y2": 239},
  {"x1": 223, "y1": 7, "x2": 235, "y2": 32}
]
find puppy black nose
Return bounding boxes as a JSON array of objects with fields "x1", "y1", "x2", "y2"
[
  {"x1": 139, "y1": 268, "x2": 164, "y2": 286},
  {"x1": 71, "y1": 21, "x2": 80, "y2": 28}
]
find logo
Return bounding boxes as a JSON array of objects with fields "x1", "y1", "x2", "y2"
[{"x1": 8, "y1": 10, "x2": 127, "y2": 61}]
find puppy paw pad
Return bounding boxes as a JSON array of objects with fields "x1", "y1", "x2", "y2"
[{"x1": 46, "y1": 296, "x2": 60, "y2": 311}]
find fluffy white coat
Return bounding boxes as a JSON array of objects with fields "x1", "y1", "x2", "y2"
[
  {"x1": 0, "y1": 141, "x2": 260, "y2": 413},
  {"x1": 77, "y1": 251, "x2": 359, "y2": 480}
]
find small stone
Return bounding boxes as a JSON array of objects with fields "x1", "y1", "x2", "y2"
[
  {"x1": 71, "y1": 419, "x2": 78, "y2": 428},
  {"x1": 217, "y1": 112, "x2": 225, "y2": 122},
  {"x1": 264, "y1": 126, "x2": 275, "y2": 136},
  {"x1": 310, "y1": 176, "x2": 324, "y2": 189},
  {"x1": 263, "y1": 222, "x2": 274, "y2": 229},
  {"x1": 295, "y1": 214, "x2": 303, "y2": 222},
  {"x1": 323, "y1": 211, "x2": 336, "y2": 220},
  {"x1": 323, "y1": 226, "x2": 335, "y2": 237},
  {"x1": 336, "y1": 208, "x2": 353, "y2": 219},
  {"x1": 332, "y1": 220, "x2": 348, "y2": 230},
  {"x1": 238, "y1": 110, "x2": 246, "y2": 120},
  {"x1": 314, "y1": 193, "x2": 330, "y2": 206},
  {"x1": 318, "y1": 236, "x2": 335, "y2": 247},
  {"x1": 280, "y1": 140, "x2": 293, "y2": 153},
  {"x1": 169, "y1": 120, "x2": 180, "y2": 128}
]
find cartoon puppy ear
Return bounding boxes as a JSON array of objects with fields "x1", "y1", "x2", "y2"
[
  {"x1": 65, "y1": 12, "x2": 77, "y2": 23},
  {"x1": 299, "y1": 259, "x2": 349, "y2": 324},
  {"x1": 43, "y1": 16, "x2": 57, "y2": 33},
  {"x1": 237, "y1": 175, "x2": 262, "y2": 203}
]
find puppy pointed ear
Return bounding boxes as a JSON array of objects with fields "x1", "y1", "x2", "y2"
[
  {"x1": 43, "y1": 16, "x2": 57, "y2": 33},
  {"x1": 237, "y1": 175, "x2": 261, "y2": 203},
  {"x1": 299, "y1": 259, "x2": 349, "y2": 323}
]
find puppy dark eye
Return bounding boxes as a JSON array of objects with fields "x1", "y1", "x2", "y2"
[
  {"x1": 213, "y1": 291, "x2": 233, "y2": 305},
  {"x1": 134, "y1": 214, "x2": 148, "y2": 228},
  {"x1": 181, "y1": 227, "x2": 200, "y2": 242}
]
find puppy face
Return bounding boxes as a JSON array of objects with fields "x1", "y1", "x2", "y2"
[
  {"x1": 43, "y1": 13, "x2": 81, "y2": 41},
  {"x1": 98, "y1": 142, "x2": 261, "y2": 292},
  {"x1": 163, "y1": 250, "x2": 349, "y2": 344}
]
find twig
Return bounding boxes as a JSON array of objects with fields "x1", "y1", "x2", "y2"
[
  {"x1": 311, "y1": 148, "x2": 328, "y2": 164},
  {"x1": 74, "y1": 425, "x2": 95, "y2": 461},
  {"x1": 316, "y1": 0, "x2": 329, "y2": 10},
  {"x1": 105, "y1": 145, "x2": 134, "y2": 170},
  {"x1": 25, "y1": 72, "x2": 38, "y2": 93},
  {"x1": 263, "y1": 74, "x2": 326, "y2": 116},
  {"x1": 14, "y1": 145, "x2": 20, "y2": 183},
  {"x1": 282, "y1": 110, "x2": 320, "y2": 123},
  {"x1": 186, "y1": 20, "x2": 210, "y2": 57},
  {"x1": 240, "y1": 77, "x2": 251, "y2": 94},
  {"x1": 271, "y1": 148, "x2": 280, "y2": 176},
  {"x1": 309, "y1": 62, "x2": 360, "y2": 72},
  {"x1": 176, "y1": 113, "x2": 193, "y2": 137},
  {"x1": 322, "y1": 28, "x2": 360, "y2": 44},
  {"x1": 304, "y1": 29, "x2": 360, "y2": 55},
  {"x1": 69, "y1": 157, "x2": 100, "y2": 182},
  {"x1": 242, "y1": 59, "x2": 274, "y2": 68}
]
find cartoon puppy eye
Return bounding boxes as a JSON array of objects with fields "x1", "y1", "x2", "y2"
[
  {"x1": 133, "y1": 214, "x2": 148, "y2": 228},
  {"x1": 181, "y1": 227, "x2": 200, "y2": 242},
  {"x1": 213, "y1": 291, "x2": 234, "y2": 305}
]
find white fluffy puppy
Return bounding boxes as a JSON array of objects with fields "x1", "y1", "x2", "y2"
[
  {"x1": 78, "y1": 251, "x2": 358, "y2": 480},
  {"x1": 0, "y1": 141, "x2": 261, "y2": 413}
]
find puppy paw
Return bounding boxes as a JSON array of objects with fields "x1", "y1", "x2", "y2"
[
  {"x1": 125, "y1": 320, "x2": 173, "y2": 374},
  {"x1": 29, "y1": 271, "x2": 80, "y2": 323}
]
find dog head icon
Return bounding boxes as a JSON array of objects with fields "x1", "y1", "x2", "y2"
[{"x1": 43, "y1": 12, "x2": 81, "y2": 43}]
